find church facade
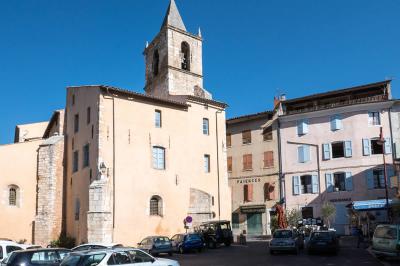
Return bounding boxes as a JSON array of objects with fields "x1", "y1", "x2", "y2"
[{"x1": 0, "y1": 0, "x2": 231, "y2": 246}]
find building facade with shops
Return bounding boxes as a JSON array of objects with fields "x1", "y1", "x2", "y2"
[
  {"x1": 278, "y1": 80, "x2": 398, "y2": 235},
  {"x1": 227, "y1": 111, "x2": 279, "y2": 237}
]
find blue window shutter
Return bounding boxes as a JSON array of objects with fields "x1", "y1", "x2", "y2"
[
  {"x1": 366, "y1": 170, "x2": 374, "y2": 189},
  {"x1": 325, "y1": 173, "x2": 333, "y2": 193},
  {"x1": 303, "y1": 119, "x2": 309, "y2": 134},
  {"x1": 304, "y1": 145, "x2": 310, "y2": 162},
  {"x1": 387, "y1": 166, "x2": 394, "y2": 188},
  {"x1": 345, "y1": 172, "x2": 353, "y2": 191},
  {"x1": 323, "y1": 144, "x2": 331, "y2": 160},
  {"x1": 293, "y1": 176, "x2": 300, "y2": 195},
  {"x1": 298, "y1": 146, "x2": 304, "y2": 163},
  {"x1": 384, "y1": 138, "x2": 392, "y2": 154},
  {"x1": 330, "y1": 116, "x2": 335, "y2": 131},
  {"x1": 336, "y1": 115, "x2": 342, "y2": 130},
  {"x1": 344, "y1": 141, "x2": 352, "y2": 157},
  {"x1": 312, "y1": 175, "x2": 319, "y2": 194},
  {"x1": 363, "y1": 139, "x2": 371, "y2": 156},
  {"x1": 297, "y1": 120, "x2": 303, "y2": 135}
]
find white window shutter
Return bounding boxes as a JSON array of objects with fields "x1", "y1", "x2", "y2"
[
  {"x1": 384, "y1": 138, "x2": 392, "y2": 154},
  {"x1": 368, "y1": 112, "x2": 373, "y2": 125},
  {"x1": 297, "y1": 121, "x2": 303, "y2": 135},
  {"x1": 344, "y1": 141, "x2": 352, "y2": 157},
  {"x1": 345, "y1": 172, "x2": 353, "y2": 191},
  {"x1": 330, "y1": 116, "x2": 335, "y2": 131},
  {"x1": 362, "y1": 139, "x2": 371, "y2": 156},
  {"x1": 325, "y1": 173, "x2": 334, "y2": 193},
  {"x1": 304, "y1": 145, "x2": 310, "y2": 162},
  {"x1": 303, "y1": 119, "x2": 309, "y2": 134},
  {"x1": 323, "y1": 144, "x2": 331, "y2": 160},
  {"x1": 311, "y1": 175, "x2": 319, "y2": 194},
  {"x1": 293, "y1": 176, "x2": 300, "y2": 195},
  {"x1": 336, "y1": 115, "x2": 342, "y2": 130},
  {"x1": 298, "y1": 146, "x2": 304, "y2": 163}
]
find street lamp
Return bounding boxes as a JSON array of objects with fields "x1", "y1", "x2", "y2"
[
  {"x1": 376, "y1": 127, "x2": 390, "y2": 223},
  {"x1": 99, "y1": 162, "x2": 107, "y2": 180}
]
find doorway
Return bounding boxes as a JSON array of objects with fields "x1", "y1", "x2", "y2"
[{"x1": 246, "y1": 213, "x2": 263, "y2": 235}]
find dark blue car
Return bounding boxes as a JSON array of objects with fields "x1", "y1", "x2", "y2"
[{"x1": 170, "y1": 233, "x2": 204, "y2": 254}]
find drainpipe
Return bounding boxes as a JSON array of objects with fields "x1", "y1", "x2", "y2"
[
  {"x1": 277, "y1": 118, "x2": 284, "y2": 206},
  {"x1": 215, "y1": 109, "x2": 222, "y2": 221}
]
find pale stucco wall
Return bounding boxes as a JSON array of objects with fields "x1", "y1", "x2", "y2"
[
  {"x1": 0, "y1": 139, "x2": 42, "y2": 243},
  {"x1": 227, "y1": 116, "x2": 279, "y2": 235},
  {"x1": 15, "y1": 121, "x2": 48, "y2": 143},
  {"x1": 280, "y1": 102, "x2": 396, "y2": 218}
]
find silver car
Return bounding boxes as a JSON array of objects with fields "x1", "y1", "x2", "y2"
[{"x1": 269, "y1": 229, "x2": 304, "y2": 255}]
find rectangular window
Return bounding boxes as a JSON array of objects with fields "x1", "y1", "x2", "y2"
[
  {"x1": 264, "y1": 151, "x2": 274, "y2": 168},
  {"x1": 243, "y1": 184, "x2": 253, "y2": 202},
  {"x1": 83, "y1": 144, "x2": 90, "y2": 168},
  {"x1": 263, "y1": 127, "x2": 273, "y2": 141},
  {"x1": 242, "y1": 130, "x2": 251, "y2": 144},
  {"x1": 72, "y1": 94, "x2": 75, "y2": 105},
  {"x1": 300, "y1": 175, "x2": 312, "y2": 194},
  {"x1": 333, "y1": 173, "x2": 346, "y2": 191},
  {"x1": 73, "y1": 151, "x2": 79, "y2": 173},
  {"x1": 331, "y1": 142, "x2": 345, "y2": 158},
  {"x1": 87, "y1": 107, "x2": 91, "y2": 124},
  {"x1": 297, "y1": 119, "x2": 309, "y2": 135},
  {"x1": 226, "y1": 133, "x2": 232, "y2": 147},
  {"x1": 227, "y1": 156, "x2": 232, "y2": 172},
  {"x1": 74, "y1": 114, "x2": 79, "y2": 133},
  {"x1": 330, "y1": 114, "x2": 342, "y2": 131},
  {"x1": 155, "y1": 110, "x2": 162, "y2": 128},
  {"x1": 74, "y1": 199, "x2": 80, "y2": 221},
  {"x1": 298, "y1": 145, "x2": 310, "y2": 163},
  {"x1": 243, "y1": 154, "x2": 252, "y2": 170},
  {"x1": 204, "y1": 155, "x2": 210, "y2": 173},
  {"x1": 371, "y1": 139, "x2": 384, "y2": 155},
  {"x1": 369, "y1": 111, "x2": 381, "y2": 125},
  {"x1": 373, "y1": 169, "x2": 385, "y2": 189},
  {"x1": 203, "y1": 118, "x2": 209, "y2": 135},
  {"x1": 152, "y1": 146, "x2": 165, "y2": 170}
]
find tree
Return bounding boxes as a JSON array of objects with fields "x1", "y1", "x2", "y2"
[
  {"x1": 286, "y1": 208, "x2": 302, "y2": 228},
  {"x1": 321, "y1": 202, "x2": 336, "y2": 228}
]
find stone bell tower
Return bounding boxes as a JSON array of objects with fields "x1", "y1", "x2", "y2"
[{"x1": 144, "y1": 0, "x2": 212, "y2": 99}]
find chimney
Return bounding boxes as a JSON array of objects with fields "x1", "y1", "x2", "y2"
[{"x1": 280, "y1": 94, "x2": 286, "y2": 101}]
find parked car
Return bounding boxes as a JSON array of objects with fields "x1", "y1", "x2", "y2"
[
  {"x1": 71, "y1": 243, "x2": 123, "y2": 252},
  {"x1": 137, "y1": 237, "x2": 173, "y2": 256},
  {"x1": 195, "y1": 220, "x2": 233, "y2": 248},
  {"x1": 0, "y1": 240, "x2": 27, "y2": 261},
  {"x1": 61, "y1": 247, "x2": 179, "y2": 266},
  {"x1": 269, "y1": 229, "x2": 304, "y2": 255},
  {"x1": 1, "y1": 248, "x2": 70, "y2": 266},
  {"x1": 307, "y1": 230, "x2": 339, "y2": 255},
  {"x1": 372, "y1": 224, "x2": 400, "y2": 258},
  {"x1": 170, "y1": 233, "x2": 204, "y2": 253}
]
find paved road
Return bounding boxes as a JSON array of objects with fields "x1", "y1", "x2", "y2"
[{"x1": 168, "y1": 242, "x2": 382, "y2": 266}]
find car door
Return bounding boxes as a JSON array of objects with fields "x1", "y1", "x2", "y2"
[
  {"x1": 170, "y1": 235, "x2": 179, "y2": 251},
  {"x1": 5, "y1": 246, "x2": 23, "y2": 258},
  {"x1": 126, "y1": 250, "x2": 155, "y2": 266}
]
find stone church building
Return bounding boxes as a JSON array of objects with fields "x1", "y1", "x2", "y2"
[{"x1": 0, "y1": 0, "x2": 231, "y2": 246}]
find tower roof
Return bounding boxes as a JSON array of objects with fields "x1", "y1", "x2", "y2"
[{"x1": 161, "y1": 0, "x2": 186, "y2": 31}]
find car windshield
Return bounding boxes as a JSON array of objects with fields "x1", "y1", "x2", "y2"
[
  {"x1": 273, "y1": 230, "x2": 292, "y2": 238},
  {"x1": 219, "y1": 223, "x2": 231, "y2": 230},
  {"x1": 61, "y1": 255, "x2": 82, "y2": 266},
  {"x1": 311, "y1": 232, "x2": 332, "y2": 240},
  {"x1": 375, "y1": 226, "x2": 397, "y2": 240},
  {"x1": 155, "y1": 237, "x2": 170, "y2": 243}
]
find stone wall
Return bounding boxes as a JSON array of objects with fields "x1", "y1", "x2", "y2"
[
  {"x1": 87, "y1": 178, "x2": 113, "y2": 243},
  {"x1": 35, "y1": 135, "x2": 64, "y2": 246}
]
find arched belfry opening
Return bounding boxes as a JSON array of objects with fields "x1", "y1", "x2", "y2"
[
  {"x1": 181, "y1": 42, "x2": 190, "y2": 71},
  {"x1": 153, "y1": 49, "x2": 159, "y2": 76}
]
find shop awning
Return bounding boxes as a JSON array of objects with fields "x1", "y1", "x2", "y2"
[
  {"x1": 352, "y1": 199, "x2": 393, "y2": 211},
  {"x1": 240, "y1": 205, "x2": 266, "y2": 214}
]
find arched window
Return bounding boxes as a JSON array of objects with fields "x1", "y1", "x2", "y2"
[
  {"x1": 8, "y1": 185, "x2": 19, "y2": 206},
  {"x1": 153, "y1": 49, "x2": 159, "y2": 76},
  {"x1": 264, "y1": 183, "x2": 275, "y2": 201},
  {"x1": 181, "y1": 42, "x2": 190, "y2": 71},
  {"x1": 150, "y1": 196, "x2": 163, "y2": 216}
]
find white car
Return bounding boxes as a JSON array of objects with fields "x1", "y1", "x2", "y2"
[
  {"x1": 71, "y1": 243, "x2": 123, "y2": 251},
  {"x1": 61, "y1": 247, "x2": 180, "y2": 266},
  {"x1": 0, "y1": 240, "x2": 26, "y2": 261}
]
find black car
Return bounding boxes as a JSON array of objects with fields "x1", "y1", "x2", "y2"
[
  {"x1": 195, "y1": 220, "x2": 233, "y2": 248},
  {"x1": 1, "y1": 248, "x2": 70, "y2": 266},
  {"x1": 307, "y1": 230, "x2": 339, "y2": 255}
]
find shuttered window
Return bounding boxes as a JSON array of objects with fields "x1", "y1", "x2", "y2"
[
  {"x1": 242, "y1": 130, "x2": 251, "y2": 144},
  {"x1": 226, "y1": 133, "x2": 232, "y2": 147},
  {"x1": 243, "y1": 184, "x2": 253, "y2": 202},
  {"x1": 243, "y1": 154, "x2": 252, "y2": 170},
  {"x1": 227, "y1": 156, "x2": 232, "y2": 172},
  {"x1": 263, "y1": 127, "x2": 273, "y2": 141},
  {"x1": 204, "y1": 154, "x2": 210, "y2": 173},
  {"x1": 264, "y1": 151, "x2": 274, "y2": 168},
  {"x1": 155, "y1": 110, "x2": 162, "y2": 128}
]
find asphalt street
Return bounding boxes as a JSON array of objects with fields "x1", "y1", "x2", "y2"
[{"x1": 168, "y1": 242, "x2": 383, "y2": 266}]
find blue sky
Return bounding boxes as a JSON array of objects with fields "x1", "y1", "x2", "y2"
[{"x1": 0, "y1": 0, "x2": 399, "y2": 144}]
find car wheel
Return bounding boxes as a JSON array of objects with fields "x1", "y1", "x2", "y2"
[
  {"x1": 294, "y1": 247, "x2": 299, "y2": 255},
  {"x1": 224, "y1": 241, "x2": 231, "y2": 247},
  {"x1": 179, "y1": 246, "x2": 184, "y2": 254},
  {"x1": 270, "y1": 249, "x2": 274, "y2": 255},
  {"x1": 168, "y1": 252, "x2": 173, "y2": 256},
  {"x1": 197, "y1": 247, "x2": 203, "y2": 253}
]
